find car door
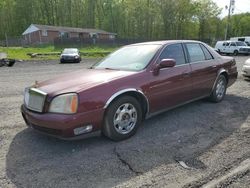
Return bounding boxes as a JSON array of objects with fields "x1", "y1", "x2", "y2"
[
  {"x1": 146, "y1": 43, "x2": 193, "y2": 113},
  {"x1": 222, "y1": 42, "x2": 229, "y2": 53},
  {"x1": 229, "y1": 42, "x2": 236, "y2": 53},
  {"x1": 185, "y1": 43, "x2": 217, "y2": 99}
]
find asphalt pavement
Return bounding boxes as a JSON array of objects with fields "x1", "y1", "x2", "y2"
[{"x1": 0, "y1": 56, "x2": 249, "y2": 188}]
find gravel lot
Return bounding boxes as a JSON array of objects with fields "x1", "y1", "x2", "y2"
[{"x1": 0, "y1": 56, "x2": 249, "y2": 188}]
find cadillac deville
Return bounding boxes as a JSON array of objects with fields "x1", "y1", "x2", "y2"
[{"x1": 21, "y1": 40, "x2": 238, "y2": 141}]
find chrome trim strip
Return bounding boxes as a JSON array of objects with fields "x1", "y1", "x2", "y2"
[
  {"x1": 104, "y1": 88, "x2": 150, "y2": 114},
  {"x1": 30, "y1": 88, "x2": 47, "y2": 96},
  {"x1": 211, "y1": 68, "x2": 228, "y2": 93},
  {"x1": 137, "y1": 89, "x2": 150, "y2": 115}
]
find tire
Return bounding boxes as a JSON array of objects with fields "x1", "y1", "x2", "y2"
[
  {"x1": 7, "y1": 59, "x2": 15, "y2": 67},
  {"x1": 209, "y1": 75, "x2": 227, "y2": 103},
  {"x1": 102, "y1": 96, "x2": 142, "y2": 141},
  {"x1": 233, "y1": 50, "x2": 238, "y2": 56}
]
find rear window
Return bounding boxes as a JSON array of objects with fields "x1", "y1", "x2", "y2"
[
  {"x1": 236, "y1": 42, "x2": 247, "y2": 46},
  {"x1": 200, "y1": 44, "x2": 213, "y2": 60},
  {"x1": 186, "y1": 43, "x2": 205, "y2": 62}
]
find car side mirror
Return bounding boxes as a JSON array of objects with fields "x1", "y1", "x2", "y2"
[
  {"x1": 159, "y1": 59, "x2": 176, "y2": 68},
  {"x1": 153, "y1": 59, "x2": 176, "y2": 75}
]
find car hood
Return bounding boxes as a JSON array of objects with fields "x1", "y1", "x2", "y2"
[{"x1": 35, "y1": 68, "x2": 137, "y2": 95}]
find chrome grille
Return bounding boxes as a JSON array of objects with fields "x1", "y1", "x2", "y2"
[{"x1": 24, "y1": 88, "x2": 47, "y2": 112}]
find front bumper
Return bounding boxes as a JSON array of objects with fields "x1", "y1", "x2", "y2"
[
  {"x1": 242, "y1": 65, "x2": 250, "y2": 77},
  {"x1": 60, "y1": 57, "x2": 80, "y2": 63},
  {"x1": 21, "y1": 105, "x2": 104, "y2": 139}
]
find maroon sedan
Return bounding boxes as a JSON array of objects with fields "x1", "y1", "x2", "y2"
[{"x1": 21, "y1": 40, "x2": 238, "y2": 141}]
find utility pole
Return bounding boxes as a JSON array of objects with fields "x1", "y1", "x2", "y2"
[
  {"x1": 5, "y1": 33, "x2": 8, "y2": 47},
  {"x1": 224, "y1": 0, "x2": 235, "y2": 40}
]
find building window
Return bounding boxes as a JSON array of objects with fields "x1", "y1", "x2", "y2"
[
  {"x1": 59, "y1": 32, "x2": 69, "y2": 38},
  {"x1": 109, "y1": 35, "x2": 115, "y2": 39},
  {"x1": 41, "y1": 30, "x2": 48, "y2": 36},
  {"x1": 90, "y1": 33, "x2": 98, "y2": 39}
]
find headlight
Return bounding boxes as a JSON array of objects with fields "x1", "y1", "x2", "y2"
[
  {"x1": 49, "y1": 93, "x2": 78, "y2": 114},
  {"x1": 74, "y1": 55, "x2": 79, "y2": 59}
]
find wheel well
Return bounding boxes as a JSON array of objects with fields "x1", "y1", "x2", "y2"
[
  {"x1": 105, "y1": 91, "x2": 149, "y2": 119},
  {"x1": 220, "y1": 72, "x2": 229, "y2": 83}
]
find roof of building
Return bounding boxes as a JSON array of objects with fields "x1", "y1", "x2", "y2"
[{"x1": 22, "y1": 24, "x2": 116, "y2": 35}]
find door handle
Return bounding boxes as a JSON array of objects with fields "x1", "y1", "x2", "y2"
[{"x1": 212, "y1": 65, "x2": 217, "y2": 68}]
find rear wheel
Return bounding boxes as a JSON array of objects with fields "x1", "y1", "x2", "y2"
[
  {"x1": 233, "y1": 50, "x2": 238, "y2": 56},
  {"x1": 209, "y1": 75, "x2": 227, "y2": 102},
  {"x1": 102, "y1": 96, "x2": 142, "y2": 141}
]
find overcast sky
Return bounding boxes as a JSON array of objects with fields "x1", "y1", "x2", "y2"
[{"x1": 212, "y1": 0, "x2": 250, "y2": 18}]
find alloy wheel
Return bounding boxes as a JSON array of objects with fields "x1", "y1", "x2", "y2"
[{"x1": 113, "y1": 103, "x2": 138, "y2": 134}]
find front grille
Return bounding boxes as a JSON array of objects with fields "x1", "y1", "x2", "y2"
[
  {"x1": 63, "y1": 56, "x2": 74, "y2": 60},
  {"x1": 25, "y1": 88, "x2": 47, "y2": 112}
]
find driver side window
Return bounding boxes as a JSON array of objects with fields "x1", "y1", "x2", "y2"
[{"x1": 159, "y1": 44, "x2": 186, "y2": 65}]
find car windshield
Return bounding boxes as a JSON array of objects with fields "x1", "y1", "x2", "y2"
[
  {"x1": 62, "y1": 49, "x2": 78, "y2": 54},
  {"x1": 93, "y1": 44, "x2": 161, "y2": 71},
  {"x1": 236, "y1": 42, "x2": 247, "y2": 46}
]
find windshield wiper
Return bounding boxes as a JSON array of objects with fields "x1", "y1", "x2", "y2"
[{"x1": 104, "y1": 67, "x2": 120, "y2": 70}]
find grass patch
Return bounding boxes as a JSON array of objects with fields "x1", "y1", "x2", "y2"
[{"x1": 0, "y1": 45, "x2": 117, "y2": 60}]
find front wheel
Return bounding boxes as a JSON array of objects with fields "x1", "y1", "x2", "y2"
[
  {"x1": 209, "y1": 75, "x2": 227, "y2": 103},
  {"x1": 102, "y1": 96, "x2": 142, "y2": 141},
  {"x1": 233, "y1": 50, "x2": 238, "y2": 56}
]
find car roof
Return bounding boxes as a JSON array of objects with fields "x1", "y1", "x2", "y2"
[
  {"x1": 128, "y1": 40, "x2": 204, "y2": 46},
  {"x1": 63, "y1": 48, "x2": 78, "y2": 50}
]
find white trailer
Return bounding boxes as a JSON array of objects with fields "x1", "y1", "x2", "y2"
[{"x1": 230, "y1": 37, "x2": 250, "y2": 46}]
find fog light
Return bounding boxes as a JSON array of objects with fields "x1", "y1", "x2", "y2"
[{"x1": 74, "y1": 125, "x2": 93, "y2": 135}]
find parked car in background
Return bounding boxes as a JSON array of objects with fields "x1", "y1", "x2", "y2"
[
  {"x1": 0, "y1": 52, "x2": 16, "y2": 67},
  {"x1": 21, "y1": 40, "x2": 238, "y2": 141},
  {"x1": 230, "y1": 36, "x2": 250, "y2": 46},
  {"x1": 215, "y1": 41, "x2": 250, "y2": 56},
  {"x1": 242, "y1": 58, "x2": 250, "y2": 79},
  {"x1": 60, "y1": 48, "x2": 81, "y2": 63}
]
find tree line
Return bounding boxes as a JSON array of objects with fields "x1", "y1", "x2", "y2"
[{"x1": 0, "y1": 0, "x2": 250, "y2": 43}]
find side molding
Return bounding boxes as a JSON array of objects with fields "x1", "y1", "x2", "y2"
[{"x1": 103, "y1": 88, "x2": 150, "y2": 114}]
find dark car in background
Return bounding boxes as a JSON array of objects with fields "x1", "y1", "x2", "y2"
[
  {"x1": 60, "y1": 48, "x2": 81, "y2": 63},
  {"x1": 21, "y1": 40, "x2": 238, "y2": 141}
]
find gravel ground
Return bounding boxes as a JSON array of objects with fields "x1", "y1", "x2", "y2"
[{"x1": 0, "y1": 56, "x2": 249, "y2": 188}]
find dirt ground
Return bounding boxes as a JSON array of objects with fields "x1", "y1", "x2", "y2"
[{"x1": 0, "y1": 56, "x2": 249, "y2": 188}]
